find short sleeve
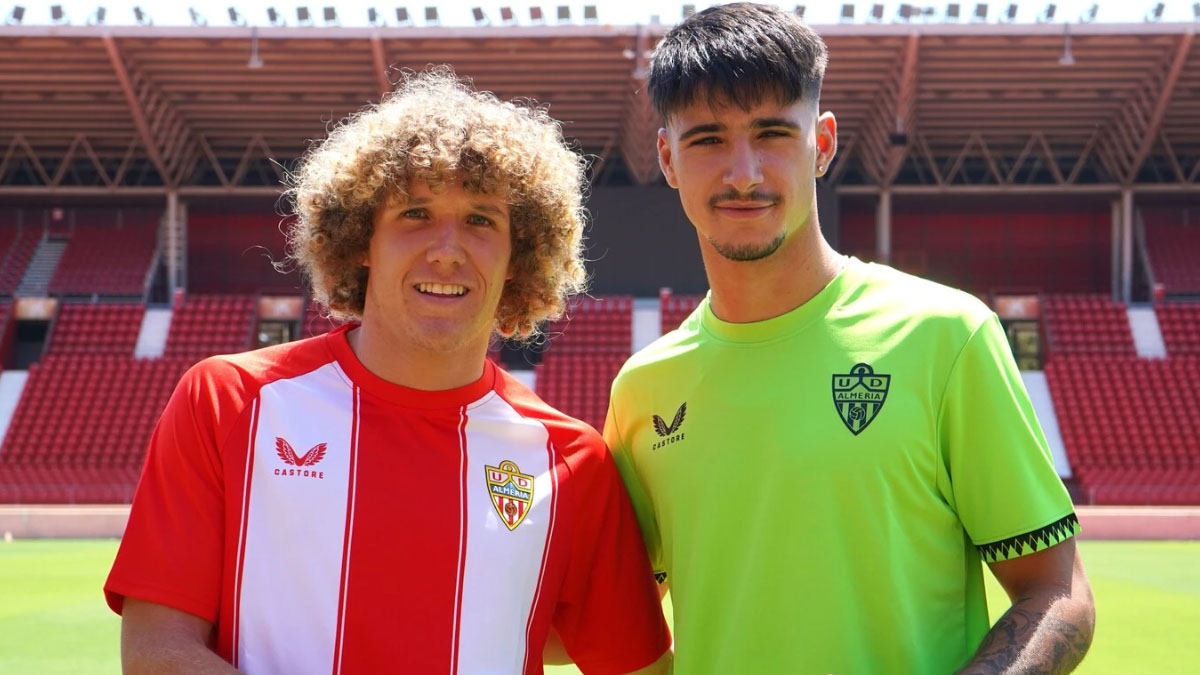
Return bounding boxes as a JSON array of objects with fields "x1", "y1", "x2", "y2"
[
  {"x1": 104, "y1": 363, "x2": 229, "y2": 622},
  {"x1": 553, "y1": 441, "x2": 671, "y2": 675},
  {"x1": 938, "y1": 314, "x2": 1080, "y2": 564},
  {"x1": 603, "y1": 402, "x2": 665, "y2": 580}
]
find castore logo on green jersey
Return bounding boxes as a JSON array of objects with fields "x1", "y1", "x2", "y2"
[
  {"x1": 651, "y1": 402, "x2": 686, "y2": 450},
  {"x1": 832, "y1": 363, "x2": 890, "y2": 435}
]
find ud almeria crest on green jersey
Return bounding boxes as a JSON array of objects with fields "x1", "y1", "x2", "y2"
[{"x1": 832, "y1": 363, "x2": 890, "y2": 435}]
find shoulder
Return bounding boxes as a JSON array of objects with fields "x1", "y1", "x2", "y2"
[
  {"x1": 843, "y1": 261, "x2": 994, "y2": 338},
  {"x1": 492, "y1": 369, "x2": 607, "y2": 466},
  {"x1": 612, "y1": 317, "x2": 703, "y2": 397}
]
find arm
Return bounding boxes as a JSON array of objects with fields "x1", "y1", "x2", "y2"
[
  {"x1": 122, "y1": 597, "x2": 240, "y2": 675},
  {"x1": 957, "y1": 538, "x2": 1094, "y2": 674}
]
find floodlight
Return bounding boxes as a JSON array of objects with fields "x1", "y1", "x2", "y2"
[
  {"x1": 946, "y1": 3, "x2": 960, "y2": 20},
  {"x1": 1005, "y1": 3, "x2": 1017, "y2": 21},
  {"x1": 500, "y1": 7, "x2": 515, "y2": 24},
  {"x1": 6, "y1": 6, "x2": 24, "y2": 24},
  {"x1": 267, "y1": 7, "x2": 284, "y2": 25},
  {"x1": 50, "y1": 5, "x2": 66, "y2": 23},
  {"x1": 228, "y1": 8, "x2": 245, "y2": 26},
  {"x1": 368, "y1": 7, "x2": 382, "y2": 24},
  {"x1": 530, "y1": 6, "x2": 544, "y2": 23},
  {"x1": 1194, "y1": 2, "x2": 1200, "y2": 20},
  {"x1": 297, "y1": 6, "x2": 312, "y2": 24},
  {"x1": 395, "y1": 7, "x2": 412, "y2": 24},
  {"x1": 583, "y1": 5, "x2": 598, "y2": 23},
  {"x1": 1081, "y1": 3, "x2": 1097, "y2": 21},
  {"x1": 323, "y1": 7, "x2": 338, "y2": 24},
  {"x1": 898, "y1": 4, "x2": 914, "y2": 21},
  {"x1": 795, "y1": 5, "x2": 806, "y2": 20},
  {"x1": 1039, "y1": 3, "x2": 1056, "y2": 21},
  {"x1": 424, "y1": 6, "x2": 439, "y2": 24},
  {"x1": 88, "y1": 7, "x2": 106, "y2": 25},
  {"x1": 557, "y1": 5, "x2": 570, "y2": 23},
  {"x1": 472, "y1": 7, "x2": 487, "y2": 24},
  {"x1": 1146, "y1": 3, "x2": 1164, "y2": 21},
  {"x1": 133, "y1": 6, "x2": 151, "y2": 24},
  {"x1": 974, "y1": 3, "x2": 988, "y2": 21},
  {"x1": 870, "y1": 4, "x2": 883, "y2": 21},
  {"x1": 189, "y1": 8, "x2": 207, "y2": 25},
  {"x1": 840, "y1": 4, "x2": 854, "y2": 22}
]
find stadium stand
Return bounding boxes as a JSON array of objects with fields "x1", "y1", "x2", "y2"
[
  {"x1": 535, "y1": 296, "x2": 633, "y2": 430},
  {"x1": 0, "y1": 355, "x2": 191, "y2": 503},
  {"x1": 1143, "y1": 209, "x2": 1200, "y2": 296},
  {"x1": 46, "y1": 220, "x2": 158, "y2": 297},
  {"x1": 188, "y1": 212, "x2": 300, "y2": 295},
  {"x1": 0, "y1": 226, "x2": 41, "y2": 295},
  {"x1": 301, "y1": 299, "x2": 344, "y2": 338},
  {"x1": 164, "y1": 294, "x2": 257, "y2": 358},
  {"x1": 1047, "y1": 356, "x2": 1200, "y2": 505},
  {"x1": 1156, "y1": 303, "x2": 1200, "y2": 357},
  {"x1": 660, "y1": 288, "x2": 704, "y2": 335},
  {"x1": 45, "y1": 303, "x2": 145, "y2": 355},
  {"x1": 1041, "y1": 294, "x2": 1137, "y2": 357}
]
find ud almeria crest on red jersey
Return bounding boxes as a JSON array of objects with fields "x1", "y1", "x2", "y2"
[
  {"x1": 274, "y1": 437, "x2": 327, "y2": 479},
  {"x1": 485, "y1": 460, "x2": 534, "y2": 531}
]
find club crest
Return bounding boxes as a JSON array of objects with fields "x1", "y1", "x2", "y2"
[
  {"x1": 832, "y1": 363, "x2": 890, "y2": 435},
  {"x1": 485, "y1": 460, "x2": 534, "y2": 531}
]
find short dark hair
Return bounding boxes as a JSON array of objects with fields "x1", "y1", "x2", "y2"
[{"x1": 648, "y1": 2, "x2": 828, "y2": 120}]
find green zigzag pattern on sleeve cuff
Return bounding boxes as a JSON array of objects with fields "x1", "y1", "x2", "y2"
[{"x1": 975, "y1": 513, "x2": 1081, "y2": 563}]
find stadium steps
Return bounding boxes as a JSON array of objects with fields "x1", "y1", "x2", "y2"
[
  {"x1": 1020, "y1": 371, "x2": 1072, "y2": 479},
  {"x1": 1127, "y1": 306, "x2": 1167, "y2": 359},
  {"x1": 0, "y1": 370, "x2": 29, "y2": 446},
  {"x1": 134, "y1": 308, "x2": 172, "y2": 358},
  {"x1": 15, "y1": 239, "x2": 66, "y2": 297},
  {"x1": 632, "y1": 297, "x2": 661, "y2": 352}
]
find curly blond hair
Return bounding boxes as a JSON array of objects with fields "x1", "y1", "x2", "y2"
[{"x1": 285, "y1": 68, "x2": 588, "y2": 340}]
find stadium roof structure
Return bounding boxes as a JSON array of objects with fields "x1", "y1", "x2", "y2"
[{"x1": 0, "y1": 22, "x2": 1198, "y2": 198}]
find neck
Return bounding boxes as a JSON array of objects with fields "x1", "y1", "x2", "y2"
[
  {"x1": 702, "y1": 209, "x2": 842, "y2": 324},
  {"x1": 346, "y1": 321, "x2": 489, "y2": 392}
]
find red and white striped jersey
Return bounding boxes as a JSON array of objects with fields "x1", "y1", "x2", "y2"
[{"x1": 105, "y1": 325, "x2": 670, "y2": 675}]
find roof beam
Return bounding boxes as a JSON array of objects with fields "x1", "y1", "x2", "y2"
[
  {"x1": 102, "y1": 35, "x2": 172, "y2": 187},
  {"x1": 618, "y1": 28, "x2": 660, "y2": 186},
  {"x1": 370, "y1": 34, "x2": 392, "y2": 97},
  {"x1": 1123, "y1": 32, "x2": 1193, "y2": 184},
  {"x1": 883, "y1": 33, "x2": 921, "y2": 185}
]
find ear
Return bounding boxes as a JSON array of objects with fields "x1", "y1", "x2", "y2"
[
  {"x1": 815, "y1": 112, "x2": 838, "y2": 177},
  {"x1": 657, "y1": 128, "x2": 679, "y2": 189}
]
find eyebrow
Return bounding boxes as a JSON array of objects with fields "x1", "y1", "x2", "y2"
[{"x1": 678, "y1": 117, "x2": 802, "y2": 142}]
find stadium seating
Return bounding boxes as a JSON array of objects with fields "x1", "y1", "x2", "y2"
[
  {"x1": 1046, "y1": 356, "x2": 1200, "y2": 505},
  {"x1": 542, "y1": 295, "x2": 633, "y2": 354},
  {"x1": 0, "y1": 226, "x2": 41, "y2": 295},
  {"x1": 164, "y1": 294, "x2": 256, "y2": 358},
  {"x1": 301, "y1": 299, "x2": 345, "y2": 338},
  {"x1": 1143, "y1": 209, "x2": 1200, "y2": 296},
  {"x1": 1156, "y1": 303, "x2": 1200, "y2": 358},
  {"x1": 47, "y1": 221, "x2": 158, "y2": 297},
  {"x1": 1041, "y1": 294, "x2": 1136, "y2": 357},
  {"x1": 45, "y1": 303, "x2": 145, "y2": 355},
  {"x1": 0, "y1": 355, "x2": 191, "y2": 503},
  {"x1": 188, "y1": 212, "x2": 299, "y2": 294},
  {"x1": 660, "y1": 288, "x2": 704, "y2": 335}
]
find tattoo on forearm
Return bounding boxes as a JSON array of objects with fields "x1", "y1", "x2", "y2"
[{"x1": 959, "y1": 599, "x2": 1091, "y2": 675}]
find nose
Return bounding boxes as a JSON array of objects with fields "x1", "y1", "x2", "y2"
[
  {"x1": 723, "y1": 139, "x2": 763, "y2": 194},
  {"x1": 426, "y1": 216, "x2": 466, "y2": 267}
]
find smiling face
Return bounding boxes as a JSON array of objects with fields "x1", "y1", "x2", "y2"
[
  {"x1": 361, "y1": 179, "x2": 512, "y2": 356},
  {"x1": 658, "y1": 93, "x2": 836, "y2": 263}
]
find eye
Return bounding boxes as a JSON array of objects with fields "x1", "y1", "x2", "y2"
[
  {"x1": 401, "y1": 208, "x2": 426, "y2": 219},
  {"x1": 690, "y1": 136, "x2": 721, "y2": 146},
  {"x1": 467, "y1": 214, "x2": 495, "y2": 227},
  {"x1": 759, "y1": 129, "x2": 789, "y2": 138}
]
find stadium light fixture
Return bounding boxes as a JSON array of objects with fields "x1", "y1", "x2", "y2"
[
  {"x1": 189, "y1": 8, "x2": 207, "y2": 25},
  {"x1": 395, "y1": 7, "x2": 412, "y2": 25},
  {"x1": 247, "y1": 27, "x2": 263, "y2": 68},
  {"x1": 472, "y1": 7, "x2": 488, "y2": 25},
  {"x1": 267, "y1": 7, "x2": 284, "y2": 25},
  {"x1": 869, "y1": 4, "x2": 883, "y2": 22},
  {"x1": 296, "y1": 6, "x2": 312, "y2": 25},
  {"x1": 50, "y1": 5, "x2": 67, "y2": 24},
  {"x1": 839, "y1": 4, "x2": 854, "y2": 22},
  {"x1": 973, "y1": 3, "x2": 988, "y2": 21},
  {"x1": 1038, "y1": 3, "x2": 1056, "y2": 21},
  {"x1": 1145, "y1": 3, "x2": 1164, "y2": 21},
  {"x1": 795, "y1": 5, "x2": 806, "y2": 20},
  {"x1": 1194, "y1": 2, "x2": 1200, "y2": 20},
  {"x1": 368, "y1": 8, "x2": 383, "y2": 25},
  {"x1": 529, "y1": 6, "x2": 544, "y2": 23},
  {"x1": 133, "y1": 6, "x2": 152, "y2": 25},
  {"x1": 1004, "y1": 3, "x2": 1017, "y2": 21},
  {"x1": 424, "y1": 6, "x2": 439, "y2": 25},
  {"x1": 583, "y1": 5, "x2": 598, "y2": 23},
  {"x1": 6, "y1": 6, "x2": 24, "y2": 24},
  {"x1": 1058, "y1": 23, "x2": 1075, "y2": 66},
  {"x1": 897, "y1": 4, "x2": 914, "y2": 21},
  {"x1": 1081, "y1": 3, "x2": 1097, "y2": 22},
  {"x1": 88, "y1": 7, "x2": 107, "y2": 25},
  {"x1": 499, "y1": 7, "x2": 515, "y2": 24},
  {"x1": 323, "y1": 7, "x2": 338, "y2": 25},
  {"x1": 682, "y1": 4, "x2": 696, "y2": 19},
  {"x1": 228, "y1": 8, "x2": 246, "y2": 26},
  {"x1": 946, "y1": 4, "x2": 961, "y2": 21},
  {"x1": 556, "y1": 5, "x2": 570, "y2": 23}
]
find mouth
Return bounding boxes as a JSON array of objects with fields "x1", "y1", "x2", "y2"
[
  {"x1": 713, "y1": 202, "x2": 776, "y2": 218},
  {"x1": 414, "y1": 282, "x2": 469, "y2": 297}
]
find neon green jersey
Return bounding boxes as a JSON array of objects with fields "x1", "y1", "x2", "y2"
[{"x1": 604, "y1": 258, "x2": 1078, "y2": 675}]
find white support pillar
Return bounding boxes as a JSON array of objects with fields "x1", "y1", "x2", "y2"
[
  {"x1": 876, "y1": 188, "x2": 892, "y2": 264},
  {"x1": 166, "y1": 190, "x2": 184, "y2": 295},
  {"x1": 1111, "y1": 199, "x2": 1121, "y2": 301},
  {"x1": 1121, "y1": 188, "x2": 1134, "y2": 303}
]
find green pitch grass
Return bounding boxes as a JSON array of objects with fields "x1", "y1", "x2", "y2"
[{"x1": 2, "y1": 540, "x2": 1196, "y2": 674}]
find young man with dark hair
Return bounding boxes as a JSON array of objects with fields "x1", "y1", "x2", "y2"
[
  {"x1": 605, "y1": 4, "x2": 1094, "y2": 673},
  {"x1": 105, "y1": 70, "x2": 671, "y2": 675}
]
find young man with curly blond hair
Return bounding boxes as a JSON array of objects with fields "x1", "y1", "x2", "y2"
[{"x1": 105, "y1": 70, "x2": 671, "y2": 675}]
